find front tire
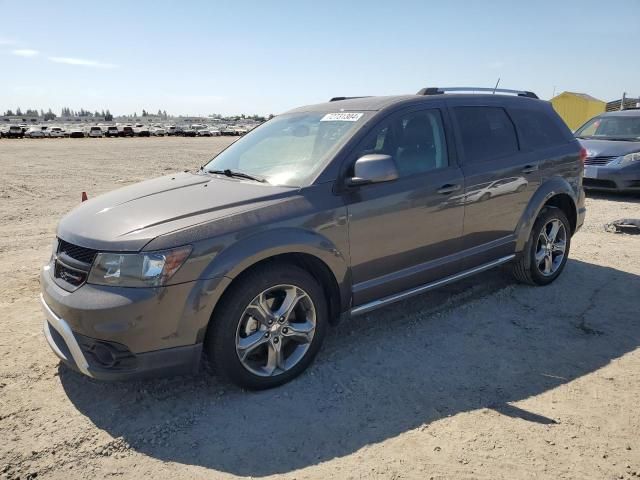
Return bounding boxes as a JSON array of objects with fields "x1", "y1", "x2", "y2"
[
  {"x1": 206, "y1": 263, "x2": 328, "y2": 390},
  {"x1": 512, "y1": 206, "x2": 571, "y2": 286}
]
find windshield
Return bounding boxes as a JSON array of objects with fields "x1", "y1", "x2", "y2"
[
  {"x1": 575, "y1": 115, "x2": 640, "y2": 140},
  {"x1": 204, "y1": 112, "x2": 367, "y2": 187}
]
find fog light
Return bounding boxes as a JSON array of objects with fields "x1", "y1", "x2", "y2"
[{"x1": 92, "y1": 343, "x2": 117, "y2": 367}]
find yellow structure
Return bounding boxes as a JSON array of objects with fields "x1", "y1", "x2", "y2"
[{"x1": 550, "y1": 92, "x2": 606, "y2": 131}]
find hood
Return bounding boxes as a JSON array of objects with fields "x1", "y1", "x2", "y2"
[
  {"x1": 578, "y1": 138, "x2": 640, "y2": 158},
  {"x1": 57, "y1": 172, "x2": 296, "y2": 251}
]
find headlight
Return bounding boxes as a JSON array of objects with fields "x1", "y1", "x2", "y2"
[
  {"x1": 87, "y1": 245, "x2": 192, "y2": 287},
  {"x1": 619, "y1": 152, "x2": 640, "y2": 166}
]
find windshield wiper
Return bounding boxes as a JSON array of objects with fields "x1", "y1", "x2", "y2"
[{"x1": 206, "y1": 168, "x2": 267, "y2": 183}]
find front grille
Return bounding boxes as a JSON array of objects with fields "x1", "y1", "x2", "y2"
[
  {"x1": 57, "y1": 239, "x2": 97, "y2": 265},
  {"x1": 54, "y1": 261, "x2": 88, "y2": 287},
  {"x1": 584, "y1": 156, "x2": 616, "y2": 166},
  {"x1": 54, "y1": 239, "x2": 96, "y2": 290}
]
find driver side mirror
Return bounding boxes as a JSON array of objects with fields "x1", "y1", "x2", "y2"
[{"x1": 346, "y1": 154, "x2": 399, "y2": 187}]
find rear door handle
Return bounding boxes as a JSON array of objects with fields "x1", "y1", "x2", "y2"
[
  {"x1": 437, "y1": 183, "x2": 461, "y2": 195},
  {"x1": 522, "y1": 164, "x2": 539, "y2": 174}
]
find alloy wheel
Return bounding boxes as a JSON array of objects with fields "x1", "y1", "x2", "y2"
[
  {"x1": 235, "y1": 284, "x2": 316, "y2": 377},
  {"x1": 534, "y1": 218, "x2": 567, "y2": 276}
]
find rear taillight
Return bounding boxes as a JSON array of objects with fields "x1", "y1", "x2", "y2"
[{"x1": 579, "y1": 147, "x2": 587, "y2": 163}]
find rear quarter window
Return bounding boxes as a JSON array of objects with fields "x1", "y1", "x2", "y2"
[
  {"x1": 453, "y1": 106, "x2": 519, "y2": 163},
  {"x1": 509, "y1": 107, "x2": 568, "y2": 150}
]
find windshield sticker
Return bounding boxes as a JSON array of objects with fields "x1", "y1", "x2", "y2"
[{"x1": 321, "y1": 112, "x2": 363, "y2": 122}]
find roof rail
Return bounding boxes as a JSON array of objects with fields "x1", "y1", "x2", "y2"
[
  {"x1": 417, "y1": 87, "x2": 539, "y2": 99},
  {"x1": 329, "y1": 96, "x2": 371, "y2": 102}
]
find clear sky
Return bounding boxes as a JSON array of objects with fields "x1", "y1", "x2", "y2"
[{"x1": 1, "y1": 0, "x2": 638, "y2": 116}]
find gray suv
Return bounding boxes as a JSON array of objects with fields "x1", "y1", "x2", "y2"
[{"x1": 40, "y1": 87, "x2": 586, "y2": 389}]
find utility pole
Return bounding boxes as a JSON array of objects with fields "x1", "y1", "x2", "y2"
[{"x1": 620, "y1": 92, "x2": 626, "y2": 111}]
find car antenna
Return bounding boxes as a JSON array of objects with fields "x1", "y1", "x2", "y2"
[{"x1": 492, "y1": 78, "x2": 501, "y2": 94}]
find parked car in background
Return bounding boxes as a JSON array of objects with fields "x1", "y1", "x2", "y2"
[
  {"x1": 151, "y1": 126, "x2": 166, "y2": 136},
  {"x1": 135, "y1": 125, "x2": 151, "y2": 137},
  {"x1": 575, "y1": 109, "x2": 640, "y2": 192},
  {"x1": 221, "y1": 126, "x2": 237, "y2": 136},
  {"x1": 88, "y1": 126, "x2": 103, "y2": 138},
  {"x1": 165, "y1": 125, "x2": 177, "y2": 136},
  {"x1": 197, "y1": 127, "x2": 213, "y2": 137},
  {"x1": 69, "y1": 127, "x2": 85, "y2": 138},
  {"x1": 118, "y1": 126, "x2": 135, "y2": 137},
  {"x1": 40, "y1": 86, "x2": 585, "y2": 390},
  {"x1": 191, "y1": 124, "x2": 209, "y2": 136},
  {"x1": 105, "y1": 126, "x2": 119, "y2": 138},
  {"x1": 180, "y1": 126, "x2": 197, "y2": 137},
  {"x1": 49, "y1": 127, "x2": 65, "y2": 138},
  {"x1": 25, "y1": 127, "x2": 46, "y2": 138},
  {"x1": 5, "y1": 126, "x2": 25, "y2": 138}
]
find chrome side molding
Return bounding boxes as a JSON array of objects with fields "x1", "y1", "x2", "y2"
[{"x1": 350, "y1": 255, "x2": 515, "y2": 316}]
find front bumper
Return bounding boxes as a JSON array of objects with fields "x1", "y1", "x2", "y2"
[
  {"x1": 583, "y1": 165, "x2": 640, "y2": 191},
  {"x1": 41, "y1": 294, "x2": 202, "y2": 380},
  {"x1": 40, "y1": 263, "x2": 231, "y2": 380}
]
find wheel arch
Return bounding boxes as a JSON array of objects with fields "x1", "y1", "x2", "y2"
[
  {"x1": 515, "y1": 177, "x2": 579, "y2": 252},
  {"x1": 199, "y1": 228, "x2": 350, "y2": 336}
]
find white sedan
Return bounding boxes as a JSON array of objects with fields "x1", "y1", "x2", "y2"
[
  {"x1": 49, "y1": 127, "x2": 65, "y2": 138},
  {"x1": 25, "y1": 127, "x2": 45, "y2": 138}
]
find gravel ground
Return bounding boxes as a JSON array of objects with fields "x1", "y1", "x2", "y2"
[{"x1": 1, "y1": 137, "x2": 639, "y2": 480}]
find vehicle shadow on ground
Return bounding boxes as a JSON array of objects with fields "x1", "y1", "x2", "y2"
[{"x1": 60, "y1": 259, "x2": 640, "y2": 477}]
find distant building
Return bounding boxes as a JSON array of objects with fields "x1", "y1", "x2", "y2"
[
  {"x1": 550, "y1": 91, "x2": 606, "y2": 131},
  {"x1": 606, "y1": 97, "x2": 640, "y2": 112}
]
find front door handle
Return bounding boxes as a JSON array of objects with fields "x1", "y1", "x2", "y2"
[
  {"x1": 522, "y1": 164, "x2": 539, "y2": 174},
  {"x1": 437, "y1": 183, "x2": 461, "y2": 195}
]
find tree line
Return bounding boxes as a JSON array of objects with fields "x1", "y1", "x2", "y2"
[
  {"x1": 3, "y1": 107, "x2": 114, "y2": 121},
  {"x1": 3, "y1": 108, "x2": 274, "y2": 123}
]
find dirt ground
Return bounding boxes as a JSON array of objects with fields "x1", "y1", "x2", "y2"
[{"x1": 1, "y1": 137, "x2": 639, "y2": 480}]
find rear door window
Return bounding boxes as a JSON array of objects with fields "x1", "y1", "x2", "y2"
[
  {"x1": 454, "y1": 107, "x2": 519, "y2": 163},
  {"x1": 509, "y1": 108, "x2": 567, "y2": 150}
]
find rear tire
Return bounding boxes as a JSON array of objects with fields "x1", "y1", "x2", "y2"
[
  {"x1": 206, "y1": 263, "x2": 328, "y2": 390},
  {"x1": 512, "y1": 206, "x2": 571, "y2": 286}
]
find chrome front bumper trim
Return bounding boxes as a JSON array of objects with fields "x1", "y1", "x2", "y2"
[{"x1": 40, "y1": 294, "x2": 91, "y2": 376}]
